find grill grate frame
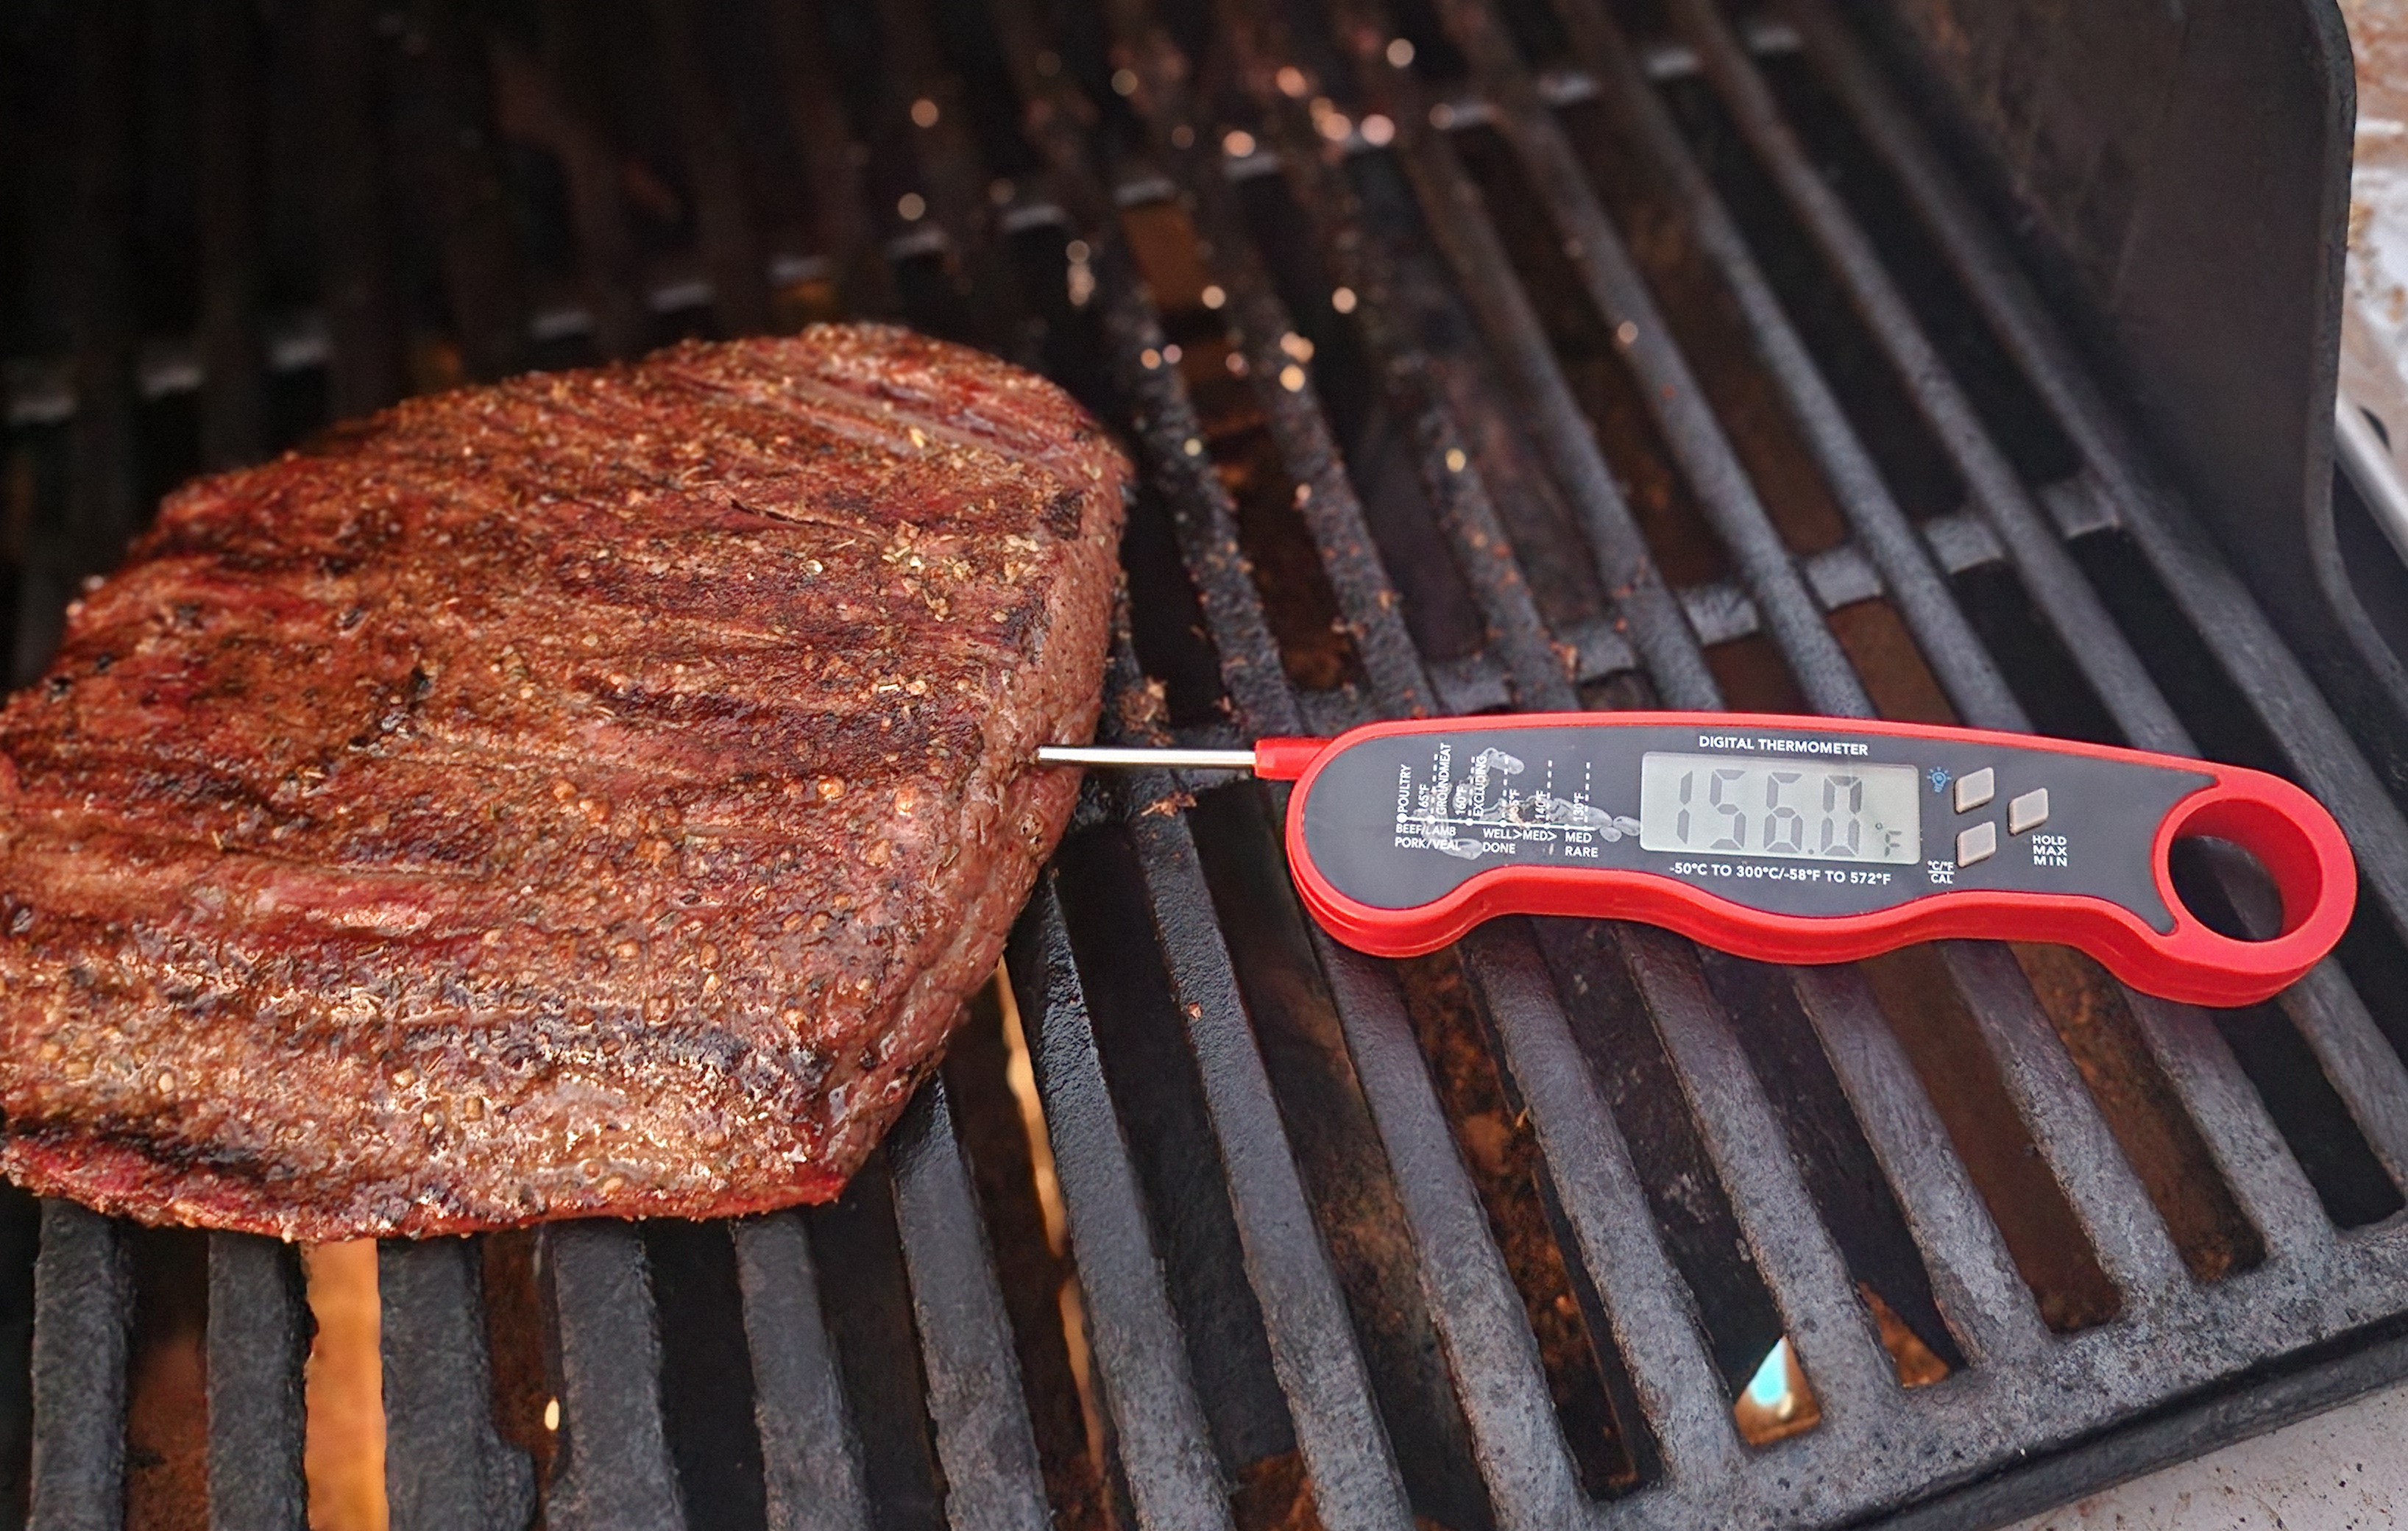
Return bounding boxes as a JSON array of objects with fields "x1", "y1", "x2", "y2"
[{"x1": 2, "y1": 1, "x2": 2408, "y2": 1528}]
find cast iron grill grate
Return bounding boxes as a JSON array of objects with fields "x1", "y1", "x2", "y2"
[{"x1": 4, "y1": 1, "x2": 2408, "y2": 1528}]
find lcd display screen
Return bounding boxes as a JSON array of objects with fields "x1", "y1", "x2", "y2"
[{"x1": 1637, "y1": 753, "x2": 1921, "y2": 864}]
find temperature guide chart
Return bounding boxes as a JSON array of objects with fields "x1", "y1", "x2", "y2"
[{"x1": 1391, "y1": 740, "x2": 1645, "y2": 860}]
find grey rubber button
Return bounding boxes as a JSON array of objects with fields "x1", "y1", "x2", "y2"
[
  {"x1": 2008, "y1": 787, "x2": 2050, "y2": 835},
  {"x1": 1956, "y1": 820, "x2": 1997, "y2": 867},
  {"x1": 1954, "y1": 767, "x2": 1994, "y2": 814}
]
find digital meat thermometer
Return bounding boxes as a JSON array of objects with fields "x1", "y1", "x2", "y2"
[{"x1": 1040, "y1": 712, "x2": 2355, "y2": 1008}]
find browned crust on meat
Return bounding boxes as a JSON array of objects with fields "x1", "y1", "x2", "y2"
[{"x1": 0, "y1": 325, "x2": 1127, "y2": 1238}]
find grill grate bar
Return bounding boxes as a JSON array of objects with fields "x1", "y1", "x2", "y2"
[
  {"x1": 0, "y1": 1195, "x2": 29, "y2": 1525},
  {"x1": 1271, "y1": 4, "x2": 1721, "y2": 714},
  {"x1": 882, "y1": 0, "x2": 1043, "y2": 372},
  {"x1": 1397, "y1": 356, "x2": 1585, "y2": 712},
  {"x1": 496, "y1": 4, "x2": 647, "y2": 359},
  {"x1": 1309, "y1": 931, "x2": 1593, "y2": 1531},
  {"x1": 24, "y1": 1, "x2": 142, "y2": 690},
  {"x1": 1454, "y1": 927, "x2": 1741, "y2": 1488},
  {"x1": 1086, "y1": 0, "x2": 1439, "y2": 718},
  {"x1": 389, "y1": 1, "x2": 529, "y2": 383},
  {"x1": 1090, "y1": 230, "x2": 1309, "y2": 736},
  {"x1": 2114, "y1": 990, "x2": 2336, "y2": 1265},
  {"x1": 1088, "y1": 22, "x2": 1689, "y2": 1518},
  {"x1": 1426, "y1": 656, "x2": 1520, "y2": 716},
  {"x1": 992, "y1": 0, "x2": 1426, "y2": 727},
  {"x1": 1107, "y1": 13, "x2": 1757, "y2": 1494},
  {"x1": 732, "y1": 1212, "x2": 875, "y2": 1531},
  {"x1": 1650, "y1": 502, "x2": 2156, "y2": 652},
  {"x1": 1120, "y1": 797, "x2": 1418, "y2": 1530},
  {"x1": 1464, "y1": 0, "x2": 2351, "y2": 1319},
  {"x1": 1279, "y1": 0, "x2": 1713, "y2": 709},
  {"x1": 1779, "y1": 0, "x2": 2408, "y2": 925},
  {"x1": 1610, "y1": 930, "x2": 1902, "y2": 1425},
  {"x1": 886, "y1": 1079, "x2": 1055, "y2": 1531},
  {"x1": 1238, "y1": 10, "x2": 1587, "y2": 716},
  {"x1": 305, "y1": 0, "x2": 406, "y2": 420},
  {"x1": 1674, "y1": 580, "x2": 1768, "y2": 650},
  {"x1": 1413, "y1": 0, "x2": 1874, "y2": 721},
  {"x1": 1782, "y1": 964, "x2": 2050, "y2": 1365},
  {"x1": 204, "y1": 1234, "x2": 308, "y2": 1531},
  {"x1": 1664, "y1": 0, "x2": 2189, "y2": 753},
  {"x1": 1322, "y1": 0, "x2": 2163, "y2": 1427},
  {"x1": 1160, "y1": 0, "x2": 2030, "y2": 1487},
  {"x1": 1010, "y1": 878, "x2": 1236, "y2": 1531},
  {"x1": 1668, "y1": 540, "x2": 1885, "y2": 648},
  {"x1": 193, "y1": 0, "x2": 265, "y2": 470},
  {"x1": 1794, "y1": 543, "x2": 1883, "y2": 614},
  {"x1": 1917, "y1": 509, "x2": 2006, "y2": 577},
  {"x1": 376, "y1": 1240, "x2": 534, "y2": 1531},
  {"x1": 996, "y1": 15, "x2": 1429, "y2": 1513},
  {"x1": 26, "y1": 1204, "x2": 126, "y2": 1531},
  {"x1": 2261, "y1": 970, "x2": 2408, "y2": 1196},
  {"x1": 1542, "y1": 0, "x2": 2021, "y2": 729},
  {"x1": 1661, "y1": 0, "x2": 2408, "y2": 1261},
  {"x1": 1780, "y1": 19, "x2": 2408, "y2": 1232},
  {"x1": 1936, "y1": 943, "x2": 2191, "y2": 1299},
  {"x1": 649, "y1": 0, "x2": 773, "y2": 341},
  {"x1": 767, "y1": 0, "x2": 892, "y2": 320},
  {"x1": 539, "y1": 1223, "x2": 684, "y2": 1529}
]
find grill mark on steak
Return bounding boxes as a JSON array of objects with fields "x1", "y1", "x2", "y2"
[
  {"x1": 8, "y1": 713, "x2": 981, "y2": 907},
  {"x1": 0, "y1": 326, "x2": 1126, "y2": 1237},
  {"x1": 662, "y1": 330, "x2": 1113, "y2": 463}
]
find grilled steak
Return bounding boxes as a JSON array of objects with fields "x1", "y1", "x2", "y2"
[{"x1": 0, "y1": 326, "x2": 1127, "y2": 1239}]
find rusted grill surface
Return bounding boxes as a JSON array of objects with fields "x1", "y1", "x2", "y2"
[{"x1": 4, "y1": 2, "x2": 2408, "y2": 1529}]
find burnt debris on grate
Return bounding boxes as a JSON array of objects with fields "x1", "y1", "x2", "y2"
[{"x1": 6, "y1": 0, "x2": 2408, "y2": 1528}]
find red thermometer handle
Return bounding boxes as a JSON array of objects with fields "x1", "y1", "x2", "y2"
[{"x1": 1250, "y1": 713, "x2": 2354, "y2": 1009}]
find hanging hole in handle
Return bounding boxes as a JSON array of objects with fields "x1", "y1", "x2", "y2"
[
  {"x1": 2167, "y1": 837, "x2": 2284, "y2": 943},
  {"x1": 2164, "y1": 792, "x2": 2333, "y2": 944}
]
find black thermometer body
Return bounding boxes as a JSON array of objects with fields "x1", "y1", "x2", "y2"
[{"x1": 1233, "y1": 712, "x2": 2353, "y2": 1008}]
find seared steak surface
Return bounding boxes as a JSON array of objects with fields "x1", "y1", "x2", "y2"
[{"x1": 0, "y1": 326, "x2": 1126, "y2": 1238}]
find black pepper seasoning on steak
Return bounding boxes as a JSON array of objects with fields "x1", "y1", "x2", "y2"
[{"x1": 0, "y1": 324, "x2": 1127, "y2": 1238}]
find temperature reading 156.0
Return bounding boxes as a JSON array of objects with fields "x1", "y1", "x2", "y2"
[{"x1": 1636, "y1": 753, "x2": 1921, "y2": 865}]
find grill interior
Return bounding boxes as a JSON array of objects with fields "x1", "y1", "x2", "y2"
[{"x1": 7, "y1": 1, "x2": 2408, "y2": 1528}]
